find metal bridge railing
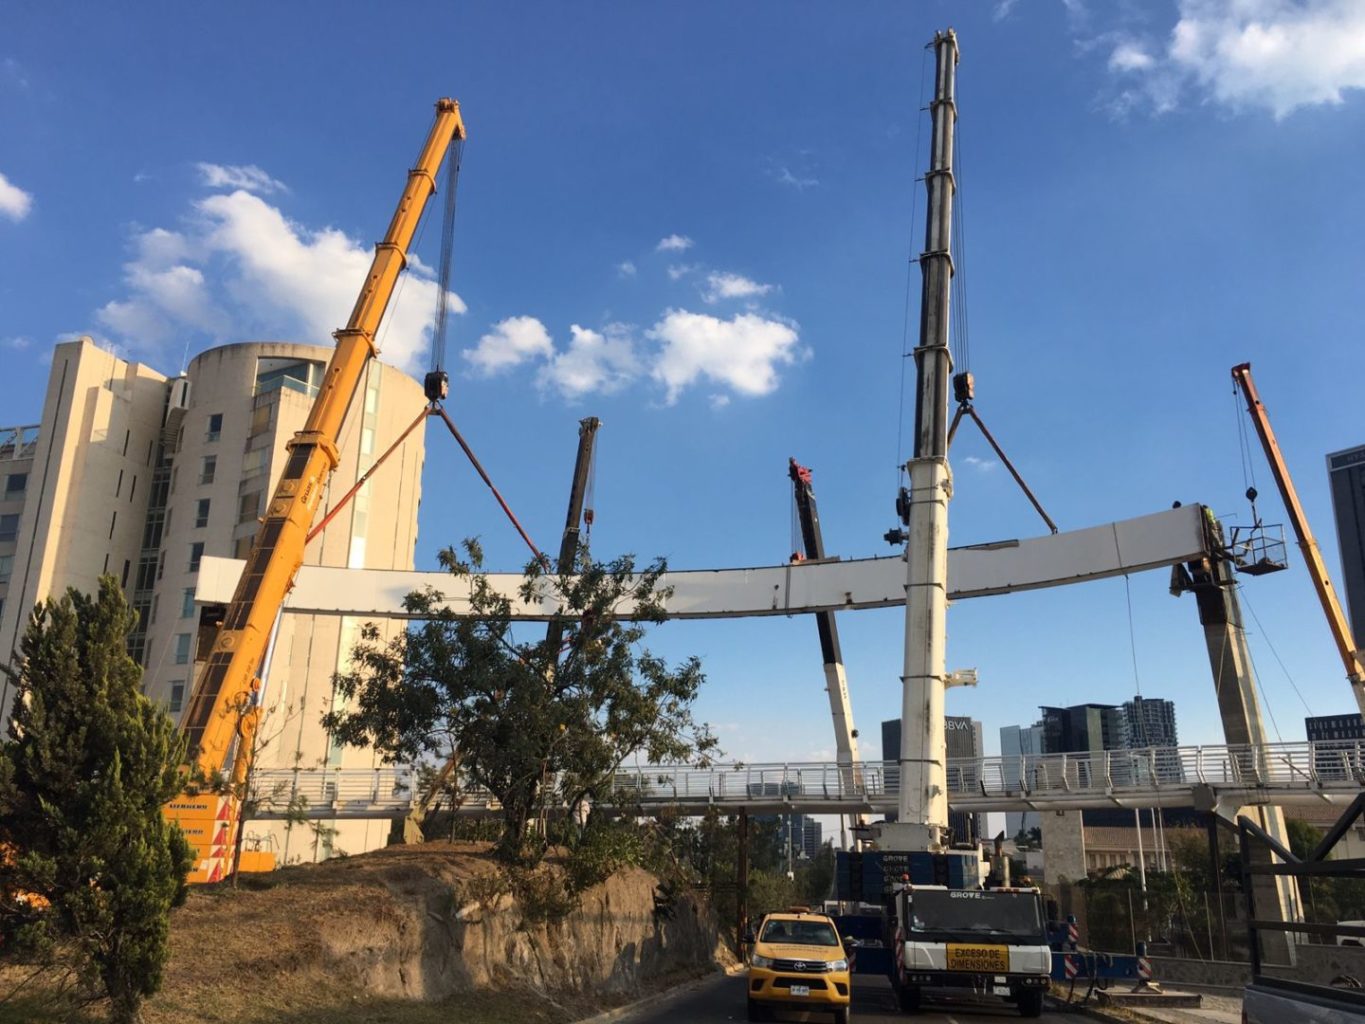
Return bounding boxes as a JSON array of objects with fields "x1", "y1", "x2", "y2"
[{"x1": 243, "y1": 741, "x2": 1365, "y2": 819}]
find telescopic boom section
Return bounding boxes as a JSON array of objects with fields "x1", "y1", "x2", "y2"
[
  {"x1": 788, "y1": 459, "x2": 863, "y2": 774},
  {"x1": 181, "y1": 99, "x2": 467, "y2": 782},
  {"x1": 1232, "y1": 362, "x2": 1365, "y2": 714}
]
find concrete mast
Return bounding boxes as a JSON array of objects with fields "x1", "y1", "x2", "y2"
[{"x1": 892, "y1": 29, "x2": 958, "y2": 851}]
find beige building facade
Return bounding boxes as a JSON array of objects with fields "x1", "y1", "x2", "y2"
[{"x1": 0, "y1": 336, "x2": 427, "y2": 865}]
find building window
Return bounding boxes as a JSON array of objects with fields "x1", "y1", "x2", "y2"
[
  {"x1": 206, "y1": 413, "x2": 223, "y2": 443},
  {"x1": 238, "y1": 490, "x2": 262, "y2": 525},
  {"x1": 182, "y1": 587, "x2": 196, "y2": 618},
  {"x1": 199, "y1": 456, "x2": 216, "y2": 486},
  {"x1": 149, "y1": 594, "x2": 159, "y2": 626},
  {"x1": 188, "y1": 542, "x2": 204, "y2": 573},
  {"x1": 241, "y1": 448, "x2": 267, "y2": 478},
  {"x1": 234, "y1": 535, "x2": 254, "y2": 559},
  {"x1": 4, "y1": 473, "x2": 27, "y2": 497},
  {"x1": 250, "y1": 402, "x2": 272, "y2": 437},
  {"x1": 174, "y1": 633, "x2": 191, "y2": 665},
  {"x1": 195, "y1": 498, "x2": 211, "y2": 529},
  {"x1": 0, "y1": 554, "x2": 12, "y2": 583},
  {"x1": 0, "y1": 513, "x2": 18, "y2": 542},
  {"x1": 169, "y1": 681, "x2": 185, "y2": 714}
]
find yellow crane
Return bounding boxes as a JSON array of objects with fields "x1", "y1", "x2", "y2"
[
  {"x1": 1232, "y1": 362, "x2": 1365, "y2": 717},
  {"x1": 167, "y1": 100, "x2": 467, "y2": 880}
]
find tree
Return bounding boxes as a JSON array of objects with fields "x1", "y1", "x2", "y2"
[
  {"x1": 0, "y1": 577, "x2": 194, "y2": 1023},
  {"x1": 325, "y1": 543, "x2": 718, "y2": 863}
]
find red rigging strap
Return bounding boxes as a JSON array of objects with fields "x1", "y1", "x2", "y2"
[
  {"x1": 308, "y1": 405, "x2": 432, "y2": 543},
  {"x1": 434, "y1": 406, "x2": 548, "y2": 567}
]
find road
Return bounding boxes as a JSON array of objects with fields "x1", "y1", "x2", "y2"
[{"x1": 622, "y1": 973, "x2": 1070, "y2": 1023}]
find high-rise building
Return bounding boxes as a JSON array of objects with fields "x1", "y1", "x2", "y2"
[
  {"x1": 0, "y1": 337, "x2": 426, "y2": 864},
  {"x1": 1328, "y1": 444, "x2": 1365, "y2": 648},
  {"x1": 1122, "y1": 695, "x2": 1178, "y2": 748},
  {"x1": 1039, "y1": 703, "x2": 1128, "y2": 754},
  {"x1": 1306, "y1": 714, "x2": 1365, "y2": 742},
  {"x1": 883, "y1": 716, "x2": 985, "y2": 844},
  {"x1": 1000, "y1": 723, "x2": 1045, "y2": 838},
  {"x1": 945, "y1": 716, "x2": 986, "y2": 844}
]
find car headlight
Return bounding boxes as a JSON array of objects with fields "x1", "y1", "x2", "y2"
[
  {"x1": 751, "y1": 954, "x2": 774, "y2": 968},
  {"x1": 827, "y1": 959, "x2": 849, "y2": 972}
]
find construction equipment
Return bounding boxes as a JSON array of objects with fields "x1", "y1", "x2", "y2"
[
  {"x1": 169, "y1": 99, "x2": 467, "y2": 881},
  {"x1": 787, "y1": 458, "x2": 866, "y2": 836},
  {"x1": 1231, "y1": 362, "x2": 1365, "y2": 717}
]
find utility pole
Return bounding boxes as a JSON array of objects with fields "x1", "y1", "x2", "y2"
[{"x1": 889, "y1": 29, "x2": 958, "y2": 852}]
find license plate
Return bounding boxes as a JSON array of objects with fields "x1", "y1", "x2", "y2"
[
  {"x1": 945, "y1": 943, "x2": 1009, "y2": 973},
  {"x1": 789, "y1": 984, "x2": 810, "y2": 997}
]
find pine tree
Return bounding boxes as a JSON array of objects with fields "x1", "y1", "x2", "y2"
[{"x1": 0, "y1": 577, "x2": 194, "y2": 1024}]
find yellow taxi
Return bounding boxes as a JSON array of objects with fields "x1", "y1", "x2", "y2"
[{"x1": 746, "y1": 907, "x2": 853, "y2": 1022}]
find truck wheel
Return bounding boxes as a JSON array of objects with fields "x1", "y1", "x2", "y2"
[
  {"x1": 746, "y1": 998, "x2": 768, "y2": 1022},
  {"x1": 897, "y1": 984, "x2": 921, "y2": 1013},
  {"x1": 1017, "y1": 988, "x2": 1044, "y2": 1018},
  {"x1": 833, "y1": 1007, "x2": 850, "y2": 1024}
]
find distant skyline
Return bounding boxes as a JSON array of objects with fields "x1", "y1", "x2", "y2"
[{"x1": 3, "y1": 2, "x2": 1364, "y2": 765}]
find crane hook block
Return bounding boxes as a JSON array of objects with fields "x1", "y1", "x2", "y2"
[{"x1": 424, "y1": 370, "x2": 449, "y2": 403}]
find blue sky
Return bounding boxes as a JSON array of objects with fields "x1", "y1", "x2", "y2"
[{"x1": 3, "y1": 1, "x2": 1364, "y2": 766}]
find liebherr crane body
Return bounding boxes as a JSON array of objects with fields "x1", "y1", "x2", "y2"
[
  {"x1": 1232, "y1": 362, "x2": 1365, "y2": 717},
  {"x1": 175, "y1": 101, "x2": 466, "y2": 834}
]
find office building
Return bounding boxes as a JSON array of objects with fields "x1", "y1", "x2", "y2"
[
  {"x1": 1328, "y1": 444, "x2": 1365, "y2": 649},
  {"x1": 883, "y1": 716, "x2": 986, "y2": 844},
  {"x1": 945, "y1": 716, "x2": 986, "y2": 844},
  {"x1": 1306, "y1": 714, "x2": 1365, "y2": 742},
  {"x1": 1122, "y1": 695, "x2": 1178, "y2": 748},
  {"x1": 0, "y1": 336, "x2": 426, "y2": 864},
  {"x1": 1000, "y1": 723, "x2": 1045, "y2": 838},
  {"x1": 1039, "y1": 703, "x2": 1128, "y2": 754}
]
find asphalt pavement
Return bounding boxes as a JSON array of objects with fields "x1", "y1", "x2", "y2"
[{"x1": 621, "y1": 973, "x2": 1073, "y2": 1024}]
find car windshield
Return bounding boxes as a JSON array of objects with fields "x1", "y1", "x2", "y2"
[
  {"x1": 761, "y1": 919, "x2": 839, "y2": 946},
  {"x1": 908, "y1": 890, "x2": 1043, "y2": 939}
]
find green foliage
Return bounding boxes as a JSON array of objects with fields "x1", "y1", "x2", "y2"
[
  {"x1": 325, "y1": 542, "x2": 718, "y2": 864},
  {"x1": 0, "y1": 577, "x2": 194, "y2": 1023}
]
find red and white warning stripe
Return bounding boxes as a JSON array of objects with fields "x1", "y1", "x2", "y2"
[
  {"x1": 1137, "y1": 955, "x2": 1153, "y2": 981},
  {"x1": 1064, "y1": 955, "x2": 1079, "y2": 980}
]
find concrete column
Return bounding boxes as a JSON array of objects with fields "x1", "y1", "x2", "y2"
[
  {"x1": 1178, "y1": 516, "x2": 1297, "y2": 965},
  {"x1": 1041, "y1": 809, "x2": 1087, "y2": 884}
]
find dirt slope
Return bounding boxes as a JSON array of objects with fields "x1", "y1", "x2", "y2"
[{"x1": 132, "y1": 842, "x2": 727, "y2": 1023}]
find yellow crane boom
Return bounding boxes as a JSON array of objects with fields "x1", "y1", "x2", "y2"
[
  {"x1": 1232, "y1": 362, "x2": 1365, "y2": 716},
  {"x1": 181, "y1": 99, "x2": 467, "y2": 785}
]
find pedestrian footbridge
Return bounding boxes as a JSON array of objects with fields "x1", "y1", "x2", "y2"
[{"x1": 245, "y1": 740, "x2": 1365, "y2": 822}]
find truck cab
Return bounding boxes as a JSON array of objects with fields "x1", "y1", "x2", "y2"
[
  {"x1": 747, "y1": 908, "x2": 854, "y2": 1023},
  {"x1": 891, "y1": 885, "x2": 1051, "y2": 1017}
]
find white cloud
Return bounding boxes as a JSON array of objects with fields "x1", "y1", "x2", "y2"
[
  {"x1": 1109, "y1": 41, "x2": 1155, "y2": 72},
  {"x1": 0, "y1": 170, "x2": 33, "y2": 221},
  {"x1": 703, "y1": 271, "x2": 775, "y2": 304},
  {"x1": 196, "y1": 162, "x2": 288, "y2": 195},
  {"x1": 461, "y1": 316, "x2": 554, "y2": 376},
  {"x1": 3, "y1": 336, "x2": 31, "y2": 350},
  {"x1": 1102, "y1": 0, "x2": 1365, "y2": 118},
  {"x1": 775, "y1": 166, "x2": 819, "y2": 190},
  {"x1": 994, "y1": 0, "x2": 1020, "y2": 20},
  {"x1": 667, "y1": 263, "x2": 700, "y2": 281},
  {"x1": 616, "y1": 260, "x2": 637, "y2": 278},
  {"x1": 656, "y1": 233, "x2": 694, "y2": 252},
  {"x1": 964, "y1": 455, "x2": 1001, "y2": 473},
  {"x1": 538, "y1": 323, "x2": 641, "y2": 399},
  {"x1": 647, "y1": 310, "x2": 803, "y2": 403},
  {"x1": 93, "y1": 189, "x2": 463, "y2": 372}
]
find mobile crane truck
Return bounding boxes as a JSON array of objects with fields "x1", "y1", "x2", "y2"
[
  {"x1": 165, "y1": 99, "x2": 467, "y2": 882},
  {"x1": 816, "y1": 30, "x2": 1054, "y2": 1016}
]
